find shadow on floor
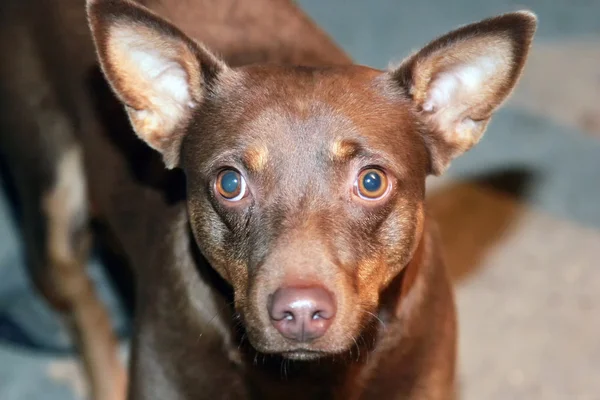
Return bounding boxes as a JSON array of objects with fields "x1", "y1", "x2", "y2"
[{"x1": 428, "y1": 169, "x2": 536, "y2": 283}]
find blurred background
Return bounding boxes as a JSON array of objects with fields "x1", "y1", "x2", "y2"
[{"x1": 0, "y1": 0, "x2": 599, "y2": 399}]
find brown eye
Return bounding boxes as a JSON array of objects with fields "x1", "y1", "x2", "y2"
[
  {"x1": 355, "y1": 168, "x2": 389, "y2": 200},
  {"x1": 216, "y1": 169, "x2": 247, "y2": 201}
]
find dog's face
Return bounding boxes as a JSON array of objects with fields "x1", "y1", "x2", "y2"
[
  {"x1": 88, "y1": 0, "x2": 535, "y2": 358},
  {"x1": 181, "y1": 66, "x2": 428, "y2": 356}
]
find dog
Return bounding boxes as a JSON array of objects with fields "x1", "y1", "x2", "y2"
[{"x1": 0, "y1": 0, "x2": 536, "y2": 398}]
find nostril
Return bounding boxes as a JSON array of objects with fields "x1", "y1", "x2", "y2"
[
  {"x1": 283, "y1": 311, "x2": 294, "y2": 321},
  {"x1": 312, "y1": 310, "x2": 325, "y2": 320},
  {"x1": 312, "y1": 306, "x2": 335, "y2": 320}
]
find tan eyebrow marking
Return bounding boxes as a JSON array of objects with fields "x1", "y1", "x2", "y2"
[
  {"x1": 243, "y1": 145, "x2": 269, "y2": 172},
  {"x1": 330, "y1": 138, "x2": 360, "y2": 163}
]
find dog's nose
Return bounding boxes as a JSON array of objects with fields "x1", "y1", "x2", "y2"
[{"x1": 268, "y1": 286, "x2": 336, "y2": 342}]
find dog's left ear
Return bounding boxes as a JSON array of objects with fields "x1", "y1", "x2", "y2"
[{"x1": 390, "y1": 11, "x2": 536, "y2": 175}]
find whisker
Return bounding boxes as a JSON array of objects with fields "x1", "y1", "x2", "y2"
[
  {"x1": 352, "y1": 335, "x2": 360, "y2": 362},
  {"x1": 279, "y1": 357, "x2": 290, "y2": 381},
  {"x1": 196, "y1": 302, "x2": 235, "y2": 344},
  {"x1": 360, "y1": 307, "x2": 386, "y2": 330},
  {"x1": 237, "y1": 333, "x2": 247, "y2": 350}
]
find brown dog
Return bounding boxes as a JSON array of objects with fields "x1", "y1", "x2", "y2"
[{"x1": 0, "y1": 0, "x2": 536, "y2": 398}]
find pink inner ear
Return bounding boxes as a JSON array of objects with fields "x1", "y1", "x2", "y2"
[
  {"x1": 111, "y1": 26, "x2": 194, "y2": 108},
  {"x1": 422, "y1": 55, "x2": 502, "y2": 114},
  {"x1": 105, "y1": 24, "x2": 201, "y2": 152}
]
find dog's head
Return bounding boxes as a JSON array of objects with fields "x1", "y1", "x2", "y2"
[{"x1": 88, "y1": 0, "x2": 535, "y2": 359}]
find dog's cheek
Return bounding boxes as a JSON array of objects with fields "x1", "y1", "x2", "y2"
[
  {"x1": 187, "y1": 198, "x2": 237, "y2": 280},
  {"x1": 351, "y1": 257, "x2": 387, "y2": 330},
  {"x1": 381, "y1": 200, "x2": 424, "y2": 283},
  {"x1": 356, "y1": 256, "x2": 387, "y2": 302}
]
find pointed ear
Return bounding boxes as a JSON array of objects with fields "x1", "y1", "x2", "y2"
[
  {"x1": 391, "y1": 11, "x2": 536, "y2": 175},
  {"x1": 87, "y1": 0, "x2": 228, "y2": 168}
]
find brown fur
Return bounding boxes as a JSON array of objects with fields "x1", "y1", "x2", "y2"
[{"x1": 0, "y1": 0, "x2": 536, "y2": 399}]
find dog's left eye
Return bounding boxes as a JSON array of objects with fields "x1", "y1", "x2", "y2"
[
  {"x1": 354, "y1": 168, "x2": 390, "y2": 200},
  {"x1": 215, "y1": 169, "x2": 248, "y2": 201}
]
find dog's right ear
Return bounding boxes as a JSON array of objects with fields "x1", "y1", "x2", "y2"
[{"x1": 87, "y1": 0, "x2": 228, "y2": 168}]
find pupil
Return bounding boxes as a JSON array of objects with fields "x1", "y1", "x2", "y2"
[
  {"x1": 221, "y1": 171, "x2": 240, "y2": 193},
  {"x1": 363, "y1": 171, "x2": 381, "y2": 192}
]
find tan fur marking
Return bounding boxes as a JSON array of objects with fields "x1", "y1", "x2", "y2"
[
  {"x1": 329, "y1": 138, "x2": 359, "y2": 163},
  {"x1": 243, "y1": 145, "x2": 269, "y2": 172},
  {"x1": 43, "y1": 146, "x2": 127, "y2": 400}
]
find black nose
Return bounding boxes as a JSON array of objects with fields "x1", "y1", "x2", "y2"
[{"x1": 268, "y1": 286, "x2": 336, "y2": 342}]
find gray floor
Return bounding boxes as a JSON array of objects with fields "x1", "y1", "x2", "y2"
[{"x1": 1, "y1": 0, "x2": 599, "y2": 399}]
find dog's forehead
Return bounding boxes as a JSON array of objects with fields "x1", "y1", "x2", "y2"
[{"x1": 211, "y1": 65, "x2": 423, "y2": 173}]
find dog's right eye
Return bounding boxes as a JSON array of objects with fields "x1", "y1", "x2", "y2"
[{"x1": 215, "y1": 169, "x2": 247, "y2": 201}]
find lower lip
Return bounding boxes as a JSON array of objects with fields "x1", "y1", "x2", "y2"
[{"x1": 282, "y1": 350, "x2": 326, "y2": 361}]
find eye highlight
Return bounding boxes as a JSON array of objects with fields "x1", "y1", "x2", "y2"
[
  {"x1": 355, "y1": 168, "x2": 389, "y2": 200},
  {"x1": 215, "y1": 169, "x2": 247, "y2": 201}
]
